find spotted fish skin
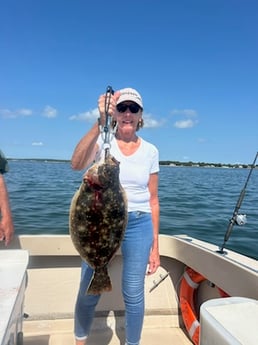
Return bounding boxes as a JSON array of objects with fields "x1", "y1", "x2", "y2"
[{"x1": 69, "y1": 154, "x2": 127, "y2": 295}]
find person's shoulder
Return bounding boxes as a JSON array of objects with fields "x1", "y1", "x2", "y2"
[
  {"x1": 0, "y1": 150, "x2": 9, "y2": 174},
  {"x1": 140, "y1": 137, "x2": 159, "y2": 152}
]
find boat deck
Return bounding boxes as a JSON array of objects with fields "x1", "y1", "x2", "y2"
[
  {"x1": 19, "y1": 235, "x2": 193, "y2": 345},
  {"x1": 23, "y1": 316, "x2": 192, "y2": 345},
  {"x1": 2, "y1": 234, "x2": 257, "y2": 345}
]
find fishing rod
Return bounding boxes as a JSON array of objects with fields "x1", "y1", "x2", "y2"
[
  {"x1": 218, "y1": 151, "x2": 258, "y2": 254},
  {"x1": 101, "y1": 85, "x2": 114, "y2": 159}
]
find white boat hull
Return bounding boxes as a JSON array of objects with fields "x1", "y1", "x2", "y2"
[{"x1": 1, "y1": 234, "x2": 257, "y2": 345}]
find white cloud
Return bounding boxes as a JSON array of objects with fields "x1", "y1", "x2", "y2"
[
  {"x1": 174, "y1": 119, "x2": 197, "y2": 129},
  {"x1": 42, "y1": 105, "x2": 57, "y2": 118},
  {"x1": 32, "y1": 141, "x2": 44, "y2": 146},
  {"x1": 171, "y1": 108, "x2": 198, "y2": 129},
  {"x1": 19, "y1": 108, "x2": 33, "y2": 116},
  {"x1": 69, "y1": 108, "x2": 99, "y2": 121},
  {"x1": 143, "y1": 113, "x2": 164, "y2": 128},
  {"x1": 171, "y1": 109, "x2": 197, "y2": 117},
  {"x1": 0, "y1": 108, "x2": 33, "y2": 118}
]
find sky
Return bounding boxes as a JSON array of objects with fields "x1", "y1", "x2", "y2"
[{"x1": 1, "y1": 0, "x2": 258, "y2": 164}]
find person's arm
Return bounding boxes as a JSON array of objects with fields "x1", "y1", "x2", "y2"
[
  {"x1": 71, "y1": 92, "x2": 120, "y2": 171},
  {"x1": 71, "y1": 122, "x2": 100, "y2": 170},
  {"x1": 0, "y1": 175, "x2": 14, "y2": 246},
  {"x1": 147, "y1": 172, "x2": 160, "y2": 275}
]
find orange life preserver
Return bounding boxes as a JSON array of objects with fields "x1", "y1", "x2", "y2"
[{"x1": 179, "y1": 267, "x2": 229, "y2": 345}]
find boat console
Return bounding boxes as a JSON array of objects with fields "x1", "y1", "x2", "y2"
[
  {"x1": 0, "y1": 250, "x2": 29, "y2": 345},
  {"x1": 200, "y1": 297, "x2": 258, "y2": 344}
]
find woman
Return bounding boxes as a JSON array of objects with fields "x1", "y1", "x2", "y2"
[{"x1": 71, "y1": 87, "x2": 160, "y2": 345}]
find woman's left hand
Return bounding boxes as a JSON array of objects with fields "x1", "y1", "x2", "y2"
[{"x1": 147, "y1": 248, "x2": 160, "y2": 275}]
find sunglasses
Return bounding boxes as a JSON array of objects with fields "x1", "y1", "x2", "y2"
[{"x1": 116, "y1": 103, "x2": 141, "y2": 114}]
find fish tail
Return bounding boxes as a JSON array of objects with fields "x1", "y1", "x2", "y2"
[{"x1": 86, "y1": 266, "x2": 112, "y2": 295}]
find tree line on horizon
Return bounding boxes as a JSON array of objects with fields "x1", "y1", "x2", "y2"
[
  {"x1": 159, "y1": 160, "x2": 256, "y2": 169},
  {"x1": 8, "y1": 157, "x2": 257, "y2": 169}
]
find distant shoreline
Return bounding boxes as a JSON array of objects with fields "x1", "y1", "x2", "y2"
[
  {"x1": 7, "y1": 158, "x2": 257, "y2": 169},
  {"x1": 8, "y1": 158, "x2": 70, "y2": 163},
  {"x1": 159, "y1": 161, "x2": 257, "y2": 169}
]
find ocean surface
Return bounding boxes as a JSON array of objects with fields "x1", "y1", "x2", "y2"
[{"x1": 5, "y1": 160, "x2": 258, "y2": 260}]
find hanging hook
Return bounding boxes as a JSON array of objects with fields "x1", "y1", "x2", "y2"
[{"x1": 98, "y1": 86, "x2": 115, "y2": 160}]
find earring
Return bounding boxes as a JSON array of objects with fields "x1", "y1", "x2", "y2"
[
  {"x1": 111, "y1": 119, "x2": 117, "y2": 130},
  {"x1": 137, "y1": 118, "x2": 144, "y2": 131}
]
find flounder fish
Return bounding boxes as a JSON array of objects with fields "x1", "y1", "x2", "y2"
[{"x1": 69, "y1": 153, "x2": 127, "y2": 295}]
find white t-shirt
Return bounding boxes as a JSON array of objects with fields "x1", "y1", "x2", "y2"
[{"x1": 96, "y1": 136, "x2": 159, "y2": 212}]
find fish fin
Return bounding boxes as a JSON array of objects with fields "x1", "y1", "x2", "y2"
[{"x1": 87, "y1": 266, "x2": 112, "y2": 295}]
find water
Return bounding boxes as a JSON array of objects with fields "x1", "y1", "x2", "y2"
[{"x1": 5, "y1": 161, "x2": 258, "y2": 260}]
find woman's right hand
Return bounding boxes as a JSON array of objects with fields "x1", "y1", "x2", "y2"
[{"x1": 98, "y1": 91, "x2": 120, "y2": 126}]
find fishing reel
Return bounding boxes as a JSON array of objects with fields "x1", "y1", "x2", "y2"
[{"x1": 235, "y1": 214, "x2": 247, "y2": 226}]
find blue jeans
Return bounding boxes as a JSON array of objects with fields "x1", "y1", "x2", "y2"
[{"x1": 74, "y1": 211, "x2": 153, "y2": 345}]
